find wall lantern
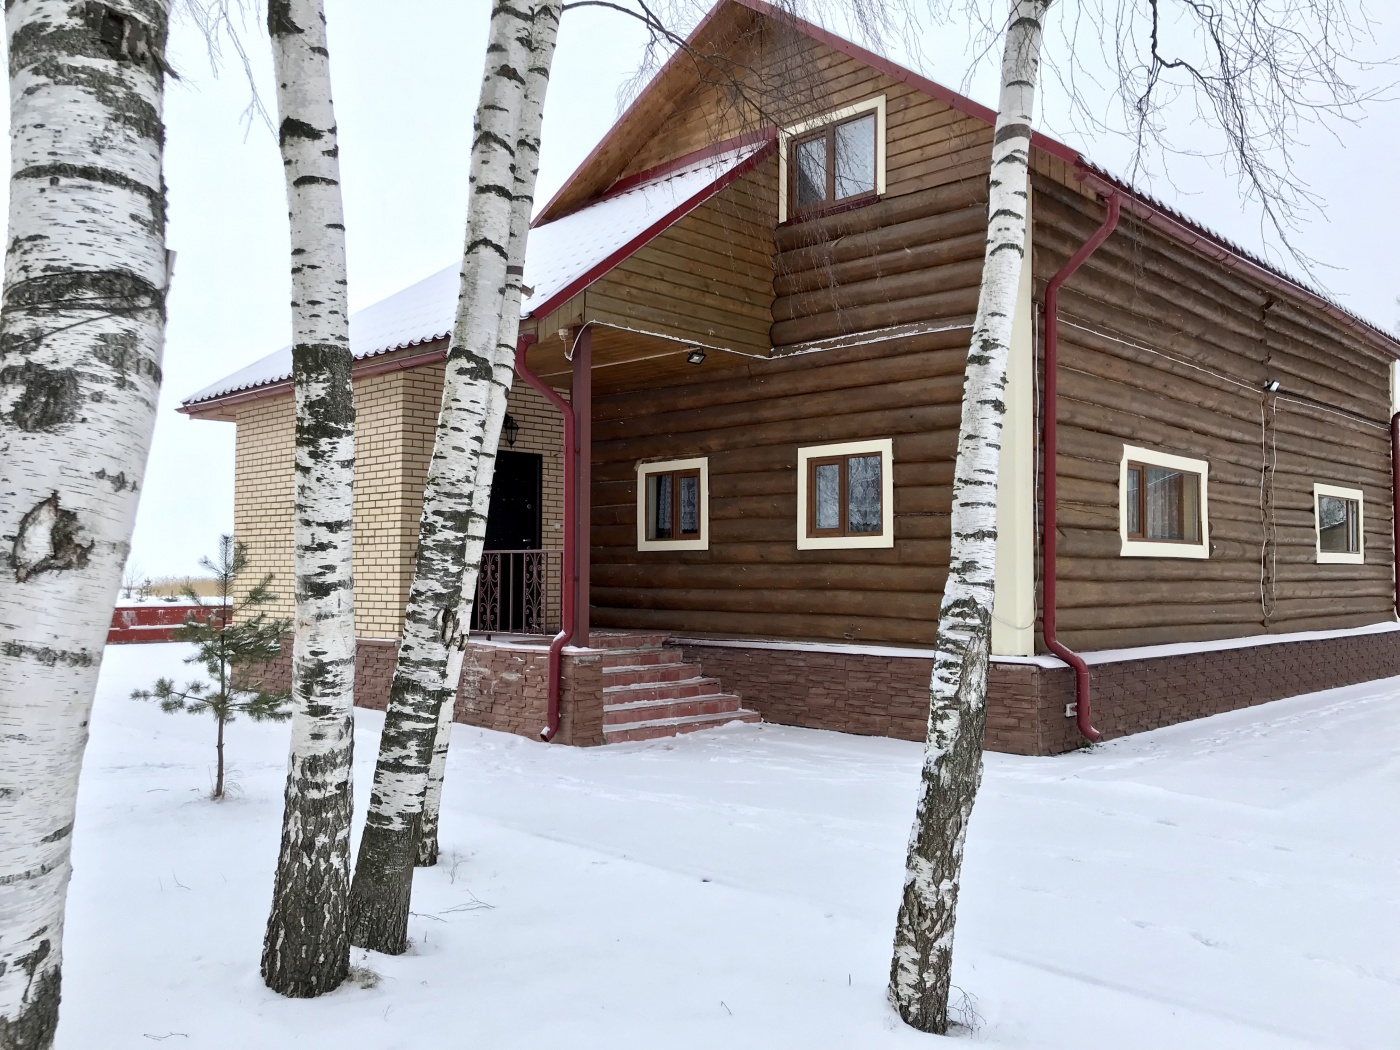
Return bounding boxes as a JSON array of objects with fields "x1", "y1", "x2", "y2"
[{"x1": 503, "y1": 413, "x2": 519, "y2": 446}]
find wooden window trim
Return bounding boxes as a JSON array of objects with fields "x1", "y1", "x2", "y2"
[
  {"x1": 1313, "y1": 482, "x2": 1364, "y2": 564},
  {"x1": 636, "y1": 457, "x2": 709, "y2": 552},
  {"x1": 778, "y1": 97, "x2": 885, "y2": 223},
  {"x1": 806, "y1": 454, "x2": 884, "y2": 538},
  {"x1": 1119, "y1": 444, "x2": 1210, "y2": 559},
  {"x1": 786, "y1": 113, "x2": 879, "y2": 220},
  {"x1": 1124, "y1": 460, "x2": 1202, "y2": 545},
  {"x1": 796, "y1": 438, "x2": 894, "y2": 550}
]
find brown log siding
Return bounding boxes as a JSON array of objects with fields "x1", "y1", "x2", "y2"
[{"x1": 1034, "y1": 172, "x2": 1396, "y2": 651}]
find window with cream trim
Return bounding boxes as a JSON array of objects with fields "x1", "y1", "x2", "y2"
[
  {"x1": 1314, "y1": 483, "x2": 1363, "y2": 564},
  {"x1": 777, "y1": 96, "x2": 886, "y2": 223},
  {"x1": 637, "y1": 457, "x2": 709, "y2": 551},
  {"x1": 1119, "y1": 445, "x2": 1210, "y2": 558},
  {"x1": 797, "y1": 439, "x2": 894, "y2": 550}
]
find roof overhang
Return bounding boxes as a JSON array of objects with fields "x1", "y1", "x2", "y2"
[{"x1": 181, "y1": 134, "x2": 775, "y2": 416}]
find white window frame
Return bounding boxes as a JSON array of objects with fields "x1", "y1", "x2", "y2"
[
  {"x1": 1313, "y1": 482, "x2": 1364, "y2": 564},
  {"x1": 776, "y1": 95, "x2": 887, "y2": 224},
  {"x1": 1118, "y1": 444, "x2": 1211, "y2": 559},
  {"x1": 636, "y1": 457, "x2": 709, "y2": 552},
  {"x1": 796, "y1": 438, "x2": 894, "y2": 550}
]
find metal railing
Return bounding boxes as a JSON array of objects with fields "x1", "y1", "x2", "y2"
[{"x1": 472, "y1": 549, "x2": 563, "y2": 636}]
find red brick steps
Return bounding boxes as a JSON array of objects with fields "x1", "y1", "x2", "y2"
[{"x1": 591, "y1": 632, "x2": 760, "y2": 743}]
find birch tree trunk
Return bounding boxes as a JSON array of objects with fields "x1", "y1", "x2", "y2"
[
  {"x1": 259, "y1": 0, "x2": 357, "y2": 998},
  {"x1": 888, "y1": 0, "x2": 1049, "y2": 1034},
  {"x1": 0, "y1": 3, "x2": 172, "y2": 1045},
  {"x1": 416, "y1": 6, "x2": 560, "y2": 868},
  {"x1": 348, "y1": 0, "x2": 562, "y2": 955}
]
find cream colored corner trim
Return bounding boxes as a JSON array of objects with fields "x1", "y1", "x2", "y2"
[
  {"x1": 636, "y1": 457, "x2": 709, "y2": 551},
  {"x1": 1313, "y1": 482, "x2": 1364, "y2": 564},
  {"x1": 776, "y1": 94, "x2": 886, "y2": 224},
  {"x1": 796, "y1": 438, "x2": 894, "y2": 550},
  {"x1": 1118, "y1": 444, "x2": 1211, "y2": 559}
]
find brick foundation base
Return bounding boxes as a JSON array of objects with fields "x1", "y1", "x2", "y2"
[
  {"x1": 249, "y1": 638, "x2": 605, "y2": 747},
  {"x1": 250, "y1": 627, "x2": 1400, "y2": 755},
  {"x1": 681, "y1": 627, "x2": 1400, "y2": 755}
]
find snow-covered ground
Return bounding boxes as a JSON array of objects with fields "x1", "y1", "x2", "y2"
[{"x1": 60, "y1": 644, "x2": 1397, "y2": 1049}]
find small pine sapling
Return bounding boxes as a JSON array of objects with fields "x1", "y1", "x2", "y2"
[{"x1": 132, "y1": 536, "x2": 292, "y2": 799}]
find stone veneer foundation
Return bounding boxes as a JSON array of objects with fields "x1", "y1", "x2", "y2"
[
  {"x1": 253, "y1": 624, "x2": 1400, "y2": 756},
  {"x1": 678, "y1": 624, "x2": 1400, "y2": 755}
]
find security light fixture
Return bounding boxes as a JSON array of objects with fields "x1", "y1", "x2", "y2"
[
  {"x1": 686, "y1": 347, "x2": 707, "y2": 365},
  {"x1": 502, "y1": 413, "x2": 519, "y2": 446},
  {"x1": 1263, "y1": 379, "x2": 1281, "y2": 393}
]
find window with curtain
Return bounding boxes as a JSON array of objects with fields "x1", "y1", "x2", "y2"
[
  {"x1": 1125, "y1": 462, "x2": 1202, "y2": 543},
  {"x1": 645, "y1": 468, "x2": 701, "y2": 542}
]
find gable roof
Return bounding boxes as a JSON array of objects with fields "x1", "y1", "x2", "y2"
[
  {"x1": 537, "y1": 0, "x2": 1399, "y2": 360},
  {"x1": 186, "y1": 0, "x2": 1399, "y2": 415},
  {"x1": 182, "y1": 135, "x2": 774, "y2": 411}
]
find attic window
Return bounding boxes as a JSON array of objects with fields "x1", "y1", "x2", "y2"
[
  {"x1": 778, "y1": 96, "x2": 886, "y2": 223},
  {"x1": 791, "y1": 113, "x2": 877, "y2": 213}
]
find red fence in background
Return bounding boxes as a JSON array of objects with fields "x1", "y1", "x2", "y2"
[{"x1": 107, "y1": 602, "x2": 229, "y2": 644}]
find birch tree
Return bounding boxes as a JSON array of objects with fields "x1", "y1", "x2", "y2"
[
  {"x1": 890, "y1": 0, "x2": 1381, "y2": 1031},
  {"x1": 347, "y1": 0, "x2": 562, "y2": 954},
  {"x1": 888, "y1": 6, "x2": 1047, "y2": 1030},
  {"x1": 258, "y1": 0, "x2": 358, "y2": 998},
  {"x1": 0, "y1": 2, "x2": 172, "y2": 1045},
  {"x1": 415, "y1": 10, "x2": 558, "y2": 869}
]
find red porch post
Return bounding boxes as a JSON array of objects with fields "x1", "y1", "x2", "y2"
[{"x1": 573, "y1": 326, "x2": 592, "y2": 646}]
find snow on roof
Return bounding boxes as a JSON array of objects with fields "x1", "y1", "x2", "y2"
[{"x1": 182, "y1": 139, "x2": 770, "y2": 409}]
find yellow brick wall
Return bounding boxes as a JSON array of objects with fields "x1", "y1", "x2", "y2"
[{"x1": 231, "y1": 361, "x2": 568, "y2": 638}]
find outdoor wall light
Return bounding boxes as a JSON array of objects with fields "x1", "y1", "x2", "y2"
[
  {"x1": 686, "y1": 347, "x2": 707, "y2": 365},
  {"x1": 1263, "y1": 379, "x2": 1281, "y2": 393},
  {"x1": 502, "y1": 413, "x2": 519, "y2": 446}
]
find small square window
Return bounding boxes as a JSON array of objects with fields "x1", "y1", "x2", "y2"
[
  {"x1": 1119, "y1": 445, "x2": 1210, "y2": 559},
  {"x1": 637, "y1": 458, "x2": 708, "y2": 551},
  {"x1": 1314, "y1": 484, "x2": 1363, "y2": 564},
  {"x1": 797, "y1": 439, "x2": 893, "y2": 550},
  {"x1": 779, "y1": 97, "x2": 885, "y2": 222}
]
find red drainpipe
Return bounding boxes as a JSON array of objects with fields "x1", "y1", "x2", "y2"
[
  {"x1": 1042, "y1": 191, "x2": 1121, "y2": 743},
  {"x1": 1392, "y1": 412, "x2": 1400, "y2": 619},
  {"x1": 513, "y1": 334, "x2": 576, "y2": 741}
]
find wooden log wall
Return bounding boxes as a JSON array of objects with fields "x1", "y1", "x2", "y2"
[
  {"x1": 588, "y1": 326, "x2": 973, "y2": 645},
  {"x1": 1035, "y1": 172, "x2": 1396, "y2": 652},
  {"x1": 619, "y1": 20, "x2": 994, "y2": 204}
]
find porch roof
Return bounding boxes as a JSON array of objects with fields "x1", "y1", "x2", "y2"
[{"x1": 180, "y1": 137, "x2": 773, "y2": 412}]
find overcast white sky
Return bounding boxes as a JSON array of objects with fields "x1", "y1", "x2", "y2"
[{"x1": 103, "y1": 0, "x2": 1399, "y2": 579}]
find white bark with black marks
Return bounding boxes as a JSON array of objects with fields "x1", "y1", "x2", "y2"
[
  {"x1": 888, "y1": 0, "x2": 1048, "y2": 1034},
  {"x1": 416, "y1": 3, "x2": 560, "y2": 868},
  {"x1": 259, "y1": 0, "x2": 357, "y2": 999},
  {"x1": 0, "y1": 2, "x2": 171, "y2": 1045},
  {"x1": 349, "y1": 0, "x2": 562, "y2": 954}
]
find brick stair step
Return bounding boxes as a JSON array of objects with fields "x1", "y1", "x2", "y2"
[
  {"x1": 588, "y1": 632, "x2": 670, "y2": 650},
  {"x1": 601, "y1": 662, "x2": 702, "y2": 687},
  {"x1": 601, "y1": 676, "x2": 720, "y2": 704},
  {"x1": 602, "y1": 692, "x2": 743, "y2": 725},
  {"x1": 597, "y1": 647, "x2": 683, "y2": 670},
  {"x1": 603, "y1": 708, "x2": 762, "y2": 743}
]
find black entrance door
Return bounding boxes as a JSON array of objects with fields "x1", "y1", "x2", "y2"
[
  {"x1": 484, "y1": 450, "x2": 543, "y2": 550},
  {"x1": 475, "y1": 451, "x2": 544, "y2": 632}
]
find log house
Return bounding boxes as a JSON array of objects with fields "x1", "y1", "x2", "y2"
[{"x1": 182, "y1": 0, "x2": 1400, "y2": 753}]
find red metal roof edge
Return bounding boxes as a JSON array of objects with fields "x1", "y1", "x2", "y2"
[
  {"x1": 533, "y1": 0, "x2": 738, "y2": 225},
  {"x1": 597, "y1": 127, "x2": 777, "y2": 203},
  {"x1": 522, "y1": 136, "x2": 776, "y2": 323},
  {"x1": 1077, "y1": 166, "x2": 1400, "y2": 359}
]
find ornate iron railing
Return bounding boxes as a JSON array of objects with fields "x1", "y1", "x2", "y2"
[{"x1": 472, "y1": 549, "x2": 563, "y2": 636}]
